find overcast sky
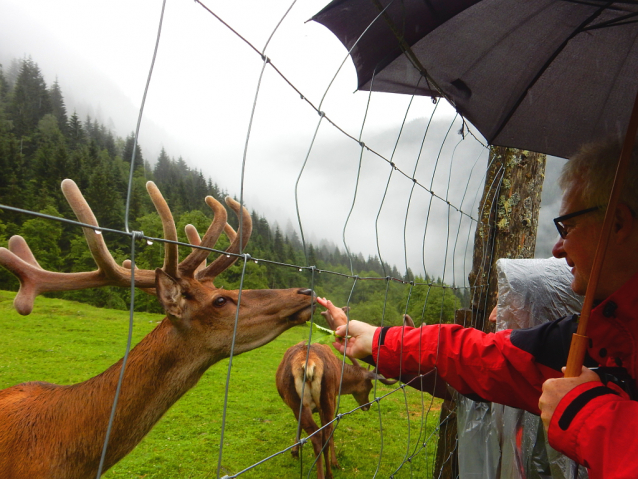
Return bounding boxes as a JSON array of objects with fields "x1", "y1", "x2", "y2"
[{"x1": 0, "y1": 0, "x2": 566, "y2": 285}]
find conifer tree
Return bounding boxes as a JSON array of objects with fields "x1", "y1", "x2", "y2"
[
  {"x1": 8, "y1": 58, "x2": 52, "y2": 141},
  {"x1": 154, "y1": 148, "x2": 172, "y2": 184},
  {"x1": 49, "y1": 79, "x2": 68, "y2": 135},
  {"x1": 0, "y1": 64, "x2": 9, "y2": 104},
  {"x1": 67, "y1": 111, "x2": 85, "y2": 150},
  {"x1": 122, "y1": 133, "x2": 144, "y2": 169},
  {"x1": 307, "y1": 244, "x2": 318, "y2": 267},
  {"x1": 273, "y1": 226, "x2": 285, "y2": 263},
  {"x1": 84, "y1": 151, "x2": 125, "y2": 231},
  {"x1": 0, "y1": 54, "x2": 461, "y2": 317}
]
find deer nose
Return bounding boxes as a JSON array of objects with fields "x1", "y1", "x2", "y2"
[{"x1": 297, "y1": 289, "x2": 313, "y2": 296}]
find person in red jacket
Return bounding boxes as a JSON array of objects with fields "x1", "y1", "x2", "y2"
[{"x1": 316, "y1": 137, "x2": 638, "y2": 479}]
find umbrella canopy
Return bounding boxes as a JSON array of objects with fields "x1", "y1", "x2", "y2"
[{"x1": 312, "y1": 0, "x2": 638, "y2": 159}]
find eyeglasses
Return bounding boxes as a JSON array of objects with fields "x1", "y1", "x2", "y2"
[{"x1": 553, "y1": 206, "x2": 600, "y2": 239}]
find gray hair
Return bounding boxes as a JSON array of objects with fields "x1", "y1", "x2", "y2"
[{"x1": 559, "y1": 136, "x2": 638, "y2": 214}]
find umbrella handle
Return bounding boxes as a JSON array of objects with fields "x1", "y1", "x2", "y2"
[{"x1": 564, "y1": 89, "x2": 638, "y2": 377}]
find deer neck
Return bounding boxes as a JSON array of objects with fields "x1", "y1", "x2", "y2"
[
  {"x1": 338, "y1": 364, "x2": 365, "y2": 395},
  {"x1": 64, "y1": 317, "x2": 212, "y2": 470}
]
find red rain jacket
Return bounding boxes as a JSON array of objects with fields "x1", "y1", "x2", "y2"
[{"x1": 371, "y1": 272, "x2": 638, "y2": 479}]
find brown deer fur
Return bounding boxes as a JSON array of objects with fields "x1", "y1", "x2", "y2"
[
  {"x1": 0, "y1": 180, "x2": 314, "y2": 478},
  {"x1": 276, "y1": 342, "x2": 394, "y2": 479}
]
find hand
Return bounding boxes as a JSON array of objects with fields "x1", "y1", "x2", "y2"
[
  {"x1": 315, "y1": 297, "x2": 377, "y2": 359},
  {"x1": 332, "y1": 320, "x2": 376, "y2": 359},
  {"x1": 315, "y1": 297, "x2": 348, "y2": 328},
  {"x1": 539, "y1": 366, "x2": 601, "y2": 431}
]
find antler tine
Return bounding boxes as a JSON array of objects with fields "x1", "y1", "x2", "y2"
[
  {"x1": 0, "y1": 180, "x2": 167, "y2": 315},
  {"x1": 178, "y1": 196, "x2": 228, "y2": 277},
  {"x1": 196, "y1": 197, "x2": 252, "y2": 282},
  {"x1": 0, "y1": 243, "x2": 38, "y2": 315},
  {"x1": 62, "y1": 179, "x2": 125, "y2": 278},
  {"x1": 121, "y1": 260, "x2": 157, "y2": 295},
  {"x1": 0, "y1": 180, "x2": 204, "y2": 315},
  {"x1": 6, "y1": 234, "x2": 41, "y2": 268},
  {"x1": 402, "y1": 314, "x2": 415, "y2": 328},
  {"x1": 0, "y1": 236, "x2": 100, "y2": 315},
  {"x1": 181, "y1": 221, "x2": 234, "y2": 274},
  {"x1": 0, "y1": 235, "x2": 141, "y2": 316},
  {"x1": 145, "y1": 181, "x2": 178, "y2": 279},
  {"x1": 0, "y1": 240, "x2": 61, "y2": 315},
  {"x1": 183, "y1": 225, "x2": 205, "y2": 275}
]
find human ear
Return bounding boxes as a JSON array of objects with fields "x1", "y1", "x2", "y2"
[{"x1": 613, "y1": 203, "x2": 635, "y2": 243}]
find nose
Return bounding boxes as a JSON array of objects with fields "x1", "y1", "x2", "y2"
[
  {"x1": 297, "y1": 289, "x2": 313, "y2": 296},
  {"x1": 552, "y1": 235, "x2": 566, "y2": 258}
]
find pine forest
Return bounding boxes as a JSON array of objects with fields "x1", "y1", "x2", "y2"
[{"x1": 0, "y1": 57, "x2": 464, "y2": 326}]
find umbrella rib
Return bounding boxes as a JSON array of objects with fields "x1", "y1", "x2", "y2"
[
  {"x1": 489, "y1": 1, "x2": 614, "y2": 144},
  {"x1": 370, "y1": 0, "x2": 452, "y2": 105},
  {"x1": 562, "y1": 0, "x2": 637, "y2": 10},
  {"x1": 583, "y1": 11, "x2": 638, "y2": 30}
]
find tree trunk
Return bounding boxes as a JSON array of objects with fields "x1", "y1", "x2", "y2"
[
  {"x1": 434, "y1": 146, "x2": 546, "y2": 478},
  {"x1": 469, "y1": 146, "x2": 546, "y2": 331}
]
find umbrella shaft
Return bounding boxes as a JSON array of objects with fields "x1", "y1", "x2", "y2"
[{"x1": 565, "y1": 89, "x2": 638, "y2": 377}]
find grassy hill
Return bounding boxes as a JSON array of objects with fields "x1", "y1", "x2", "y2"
[{"x1": 0, "y1": 291, "x2": 442, "y2": 478}]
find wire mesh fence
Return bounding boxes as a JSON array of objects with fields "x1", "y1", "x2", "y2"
[{"x1": 0, "y1": 0, "x2": 502, "y2": 477}]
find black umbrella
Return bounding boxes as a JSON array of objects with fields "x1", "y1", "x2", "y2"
[
  {"x1": 313, "y1": 0, "x2": 638, "y2": 374},
  {"x1": 312, "y1": 0, "x2": 638, "y2": 160}
]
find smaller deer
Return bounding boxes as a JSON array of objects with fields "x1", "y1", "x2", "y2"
[{"x1": 275, "y1": 308, "x2": 396, "y2": 479}]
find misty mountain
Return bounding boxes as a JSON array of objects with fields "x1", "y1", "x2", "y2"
[{"x1": 0, "y1": 56, "x2": 470, "y2": 326}]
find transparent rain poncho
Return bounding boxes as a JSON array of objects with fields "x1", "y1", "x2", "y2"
[{"x1": 457, "y1": 257, "x2": 588, "y2": 479}]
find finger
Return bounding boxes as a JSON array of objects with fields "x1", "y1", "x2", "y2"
[
  {"x1": 541, "y1": 377, "x2": 555, "y2": 392},
  {"x1": 326, "y1": 301, "x2": 341, "y2": 313},
  {"x1": 582, "y1": 366, "x2": 601, "y2": 381}
]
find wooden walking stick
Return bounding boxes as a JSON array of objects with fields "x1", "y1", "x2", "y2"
[{"x1": 564, "y1": 90, "x2": 638, "y2": 377}]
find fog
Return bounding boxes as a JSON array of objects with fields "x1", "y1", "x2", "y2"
[{"x1": 0, "y1": 0, "x2": 565, "y2": 285}]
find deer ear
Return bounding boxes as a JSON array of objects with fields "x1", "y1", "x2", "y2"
[
  {"x1": 403, "y1": 314, "x2": 415, "y2": 328},
  {"x1": 155, "y1": 268, "x2": 184, "y2": 319}
]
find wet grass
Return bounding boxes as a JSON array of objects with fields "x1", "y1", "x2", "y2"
[{"x1": 0, "y1": 290, "x2": 442, "y2": 478}]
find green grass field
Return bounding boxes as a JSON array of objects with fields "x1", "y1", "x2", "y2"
[{"x1": 0, "y1": 291, "x2": 442, "y2": 478}]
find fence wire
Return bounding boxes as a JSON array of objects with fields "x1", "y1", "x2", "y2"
[{"x1": 0, "y1": 1, "x2": 498, "y2": 478}]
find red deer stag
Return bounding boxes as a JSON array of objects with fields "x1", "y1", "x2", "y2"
[
  {"x1": 275, "y1": 309, "x2": 397, "y2": 479},
  {"x1": 0, "y1": 179, "x2": 313, "y2": 479}
]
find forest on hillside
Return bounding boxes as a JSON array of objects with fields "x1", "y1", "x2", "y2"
[{"x1": 0, "y1": 56, "x2": 464, "y2": 326}]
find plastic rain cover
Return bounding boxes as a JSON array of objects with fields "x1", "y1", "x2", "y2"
[{"x1": 457, "y1": 257, "x2": 588, "y2": 479}]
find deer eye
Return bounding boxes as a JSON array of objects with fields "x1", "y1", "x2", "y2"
[{"x1": 213, "y1": 296, "x2": 228, "y2": 307}]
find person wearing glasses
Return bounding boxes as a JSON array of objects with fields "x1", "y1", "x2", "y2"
[{"x1": 317, "y1": 137, "x2": 638, "y2": 479}]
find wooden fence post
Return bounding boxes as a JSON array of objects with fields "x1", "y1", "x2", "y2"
[{"x1": 433, "y1": 146, "x2": 546, "y2": 478}]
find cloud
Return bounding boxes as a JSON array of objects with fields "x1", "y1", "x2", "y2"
[{"x1": 0, "y1": 0, "x2": 564, "y2": 288}]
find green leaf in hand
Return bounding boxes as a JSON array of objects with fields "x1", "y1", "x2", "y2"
[{"x1": 311, "y1": 322, "x2": 352, "y2": 345}]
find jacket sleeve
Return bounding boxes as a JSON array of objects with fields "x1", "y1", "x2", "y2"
[
  {"x1": 371, "y1": 323, "x2": 563, "y2": 413},
  {"x1": 548, "y1": 381, "x2": 638, "y2": 479}
]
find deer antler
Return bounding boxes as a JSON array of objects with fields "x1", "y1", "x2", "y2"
[
  {"x1": 0, "y1": 179, "x2": 240, "y2": 315},
  {"x1": 195, "y1": 197, "x2": 252, "y2": 282}
]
